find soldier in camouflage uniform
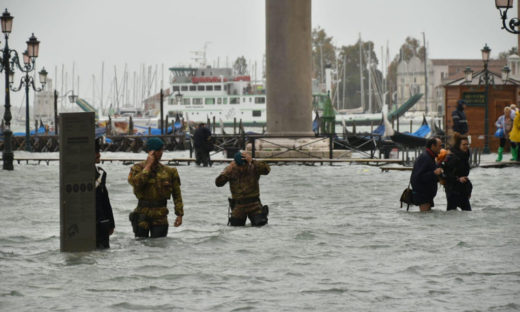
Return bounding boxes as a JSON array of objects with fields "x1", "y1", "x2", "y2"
[
  {"x1": 215, "y1": 151, "x2": 270, "y2": 226},
  {"x1": 128, "y1": 138, "x2": 184, "y2": 238}
]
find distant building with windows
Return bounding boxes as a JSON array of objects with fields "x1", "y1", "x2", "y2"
[{"x1": 396, "y1": 57, "x2": 509, "y2": 115}]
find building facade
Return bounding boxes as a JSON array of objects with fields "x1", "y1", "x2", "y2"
[{"x1": 397, "y1": 57, "x2": 509, "y2": 116}]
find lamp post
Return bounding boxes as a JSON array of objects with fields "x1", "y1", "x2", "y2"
[
  {"x1": 1, "y1": 9, "x2": 43, "y2": 169},
  {"x1": 495, "y1": 0, "x2": 520, "y2": 34},
  {"x1": 53, "y1": 89, "x2": 78, "y2": 136},
  {"x1": 465, "y1": 45, "x2": 511, "y2": 154},
  {"x1": 1, "y1": 9, "x2": 14, "y2": 170},
  {"x1": 480, "y1": 44, "x2": 492, "y2": 154},
  {"x1": 10, "y1": 49, "x2": 47, "y2": 151}
]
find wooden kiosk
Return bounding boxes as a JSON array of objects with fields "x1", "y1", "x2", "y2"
[{"x1": 444, "y1": 71, "x2": 520, "y2": 152}]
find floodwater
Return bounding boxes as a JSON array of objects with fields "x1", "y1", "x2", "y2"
[{"x1": 0, "y1": 151, "x2": 519, "y2": 311}]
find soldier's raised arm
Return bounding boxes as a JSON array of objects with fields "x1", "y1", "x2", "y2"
[{"x1": 128, "y1": 163, "x2": 149, "y2": 190}]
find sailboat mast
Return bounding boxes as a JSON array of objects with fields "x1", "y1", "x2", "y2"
[
  {"x1": 100, "y1": 62, "x2": 104, "y2": 114},
  {"x1": 423, "y1": 32, "x2": 428, "y2": 115},
  {"x1": 368, "y1": 42, "x2": 372, "y2": 114},
  {"x1": 359, "y1": 34, "x2": 365, "y2": 113}
]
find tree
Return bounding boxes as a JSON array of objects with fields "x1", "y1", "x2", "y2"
[
  {"x1": 498, "y1": 46, "x2": 518, "y2": 60},
  {"x1": 233, "y1": 56, "x2": 248, "y2": 75},
  {"x1": 312, "y1": 27, "x2": 336, "y2": 85},
  {"x1": 336, "y1": 40, "x2": 382, "y2": 111}
]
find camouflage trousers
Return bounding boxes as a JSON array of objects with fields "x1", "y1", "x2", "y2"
[
  {"x1": 229, "y1": 201, "x2": 268, "y2": 226},
  {"x1": 129, "y1": 206, "x2": 169, "y2": 237}
]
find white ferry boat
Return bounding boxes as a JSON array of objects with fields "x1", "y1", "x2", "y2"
[{"x1": 166, "y1": 67, "x2": 266, "y2": 126}]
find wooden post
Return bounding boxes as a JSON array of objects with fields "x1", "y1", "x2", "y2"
[
  {"x1": 212, "y1": 116, "x2": 216, "y2": 133},
  {"x1": 353, "y1": 121, "x2": 356, "y2": 134},
  {"x1": 54, "y1": 90, "x2": 59, "y2": 136},
  {"x1": 129, "y1": 116, "x2": 134, "y2": 135},
  {"x1": 370, "y1": 121, "x2": 373, "y2": 134},
  {"x1": 396, "y1": 117, "x2": 400, "y2": 132},
  {"x1": 329, "y1": 135, "x2": 333, "y2": 161},
  {"x1": 234, "y1": 118, "x2": 237, "y2": 135},
  {"x1": 160, "y1": 89, "x2": 164, "y2": 135},
  {"x1": 410, "y1": 119, "x2": 413, "y2": 133}
]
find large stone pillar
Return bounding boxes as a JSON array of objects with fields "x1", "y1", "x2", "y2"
[{"x1": 266, "y1": 0, "x2": 313, "y2": 136}]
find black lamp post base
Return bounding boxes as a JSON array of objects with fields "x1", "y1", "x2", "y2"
[{"x1": 2, "y1": 130, "x2": 14, "y2": 170}]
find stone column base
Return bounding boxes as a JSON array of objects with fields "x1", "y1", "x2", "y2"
[{"x1": 246, "y1": 137, "x2": 351, "y2": 159}]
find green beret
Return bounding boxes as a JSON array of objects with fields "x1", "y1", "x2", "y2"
[
  {"x1": 234, "y1": 151, "x2": 245, "y2": 166},
  {"x1": 146, "y1": 137, "x2": 164, "y2": 151}
]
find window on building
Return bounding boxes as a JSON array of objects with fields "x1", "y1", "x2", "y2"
[
  {"x1": 193, "y1": 98, "x2": 202, "y2": 105},
  {"x1": 206, "y1": 85, "x2": 213, "y2": 91},
  {"x1": 169, "y1": 98, "x2": 175, "y2": 105},
  {"x1": 214, "y1": 85, "x2": 222, "y2": 91},
  {"x1": 230, "y1": 97, "x2": 239, "y2": 104},
  {"x1": 190, "y1": 86, "x2": 196, "y2": 91},
  {"x1": 217, "y1": 98, "x2": 222, "y2": 104},
  {"x1": 252, "y1": 110, "x2": 262, "y2": 117},
  {"x1": 205, "y1": 98, "x2": 215, "y2": 105},
  {"x1": 183, "y1": 98, "x2": 190, "y2": 105},
  {"x1": 223, "y1": 98, "x2": 228, "y2": 104},
  {"x1": 255, "y1": 97, "x2": 266, "y2": 104},
  {"x1": 198, "y1": 85, "x2": 204, "y2": 91},
  {"x1": 172, "y1": 86, "x2": 180, "y2": 92},
  {"x1": 181, "y1": 86, "x2": 188, "y2": 91}
]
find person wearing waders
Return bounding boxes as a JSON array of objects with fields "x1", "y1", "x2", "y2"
[
  {"x1": 128, "y1": 138, "x2": 184, "y2": 238},
  {"x1": 410, "y1": 137, "x2": 444, "y2": 212},
  {"x1": 215, "y1": 151, "x2": 270, "y2": 226}
]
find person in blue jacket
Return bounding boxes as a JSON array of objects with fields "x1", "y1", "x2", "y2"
[
  {"x1": 411, "y1": 137, "x2": 444, "y2": 212},
  {"x1": 452, "y1": 99, "x2": 468, "y2": 135}
]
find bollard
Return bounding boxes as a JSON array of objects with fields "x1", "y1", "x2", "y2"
[{"x1": 251, "y1": 137, "x2": 256, "y2": 158}]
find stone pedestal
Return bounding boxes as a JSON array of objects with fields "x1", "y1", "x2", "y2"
[{"x1": 247, "y1": 137, "x2": 351, "y2": 159}]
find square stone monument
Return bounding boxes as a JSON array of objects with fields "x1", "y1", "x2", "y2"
[{"x1": 59, "y1": 112, "x2": 96, "y2": 252}]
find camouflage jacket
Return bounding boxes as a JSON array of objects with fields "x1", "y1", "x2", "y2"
[
  {"x1": 215, "y1": 160, "x2": 270, "y2": 200},
  {"x1": 128, "y1": 161, "x2": 184, "y2": 216}
]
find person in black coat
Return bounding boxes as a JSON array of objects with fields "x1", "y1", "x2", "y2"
[
  {"x1": 95, "y1": 140, "x2": 115, "y2": 249},
  {"x1": 411, "y1": 137, "x2": 444, "y2": 212},
  {"x1": 193, "y1": 123, "x2": 212, "y2": 167},
  {"x1": 442, "y1": 134, "x2": 472, "y2": 211},
  {"x1": 452, "y1": 99, "x2": 468, "y2": 135}
]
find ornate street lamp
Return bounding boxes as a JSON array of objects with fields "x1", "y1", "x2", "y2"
[
  {"x1": 0, "y1": 8, "x2": 45, "y2": 160},
  {"x1": 495, "y1": 0, "x2": 520, "y2": 34},
  {"x1": 52, "y1": 89, "x2": 78, "y2": 136},
  {"x1": 502, "y1": 65, "x2": 511, "y2": 82},
  {"x1": 464, "y1": 67, "x2": 473, "y2": 83},
  {"x1": 10, "y1": 49, "x2": 47, "y2": 151},
  {"x1": 478, "y1": 44, "x2": 494, "y2": 154},
  {"x1": 1, "y1": 9, "x2": 13, "y2": 34}
]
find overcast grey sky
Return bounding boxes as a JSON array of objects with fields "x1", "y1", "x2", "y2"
[{"x1": 1, "y1": 0, "x2": 516, "y2": 109}]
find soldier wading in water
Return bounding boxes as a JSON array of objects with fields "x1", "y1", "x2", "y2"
[
  {"x1": 215, "y1": 151, "x2": 270, "y2": 226},
  {"x1": 128, "y1": 138, "x2": 184, "y2": 238}
]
